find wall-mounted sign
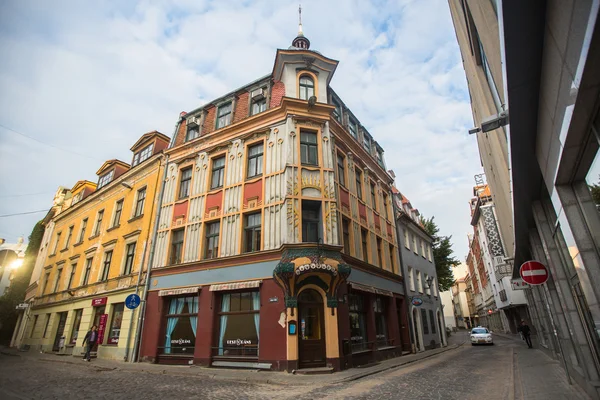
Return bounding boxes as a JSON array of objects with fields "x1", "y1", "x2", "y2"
[
  {"x1": 411, "y1": 297, "x2": 423, "y2": 306},
  {"x1": 226, "y1": 339, "x2": 253, "y2": 346},
  {"x1": 269, "y1": 297, "x2": 278, "y2": 303},
  {"x1": 511, "y1": 278, "x2": 530, "y2": 291},
  {"x1": 125, "y1": 293, "x2": 141, "y2": 309},
  {"x1": 91, "y1": 297, "x2": 107, "y2": 307},
  {"x1": 108, "y1": 337, "x2": 119, "y2": 345},
  {"x1": 171, "y1": 338, "x2": 192, "y2": 345},
  {"x1": 520, "y1": 261, "x2": 548, "y2": 285},
  {"x1": 97, "y1": 314, "x2": 108, "y2": 344},
  {"x1": 15, "y1": 303, "x2": 29, "y2": 310},
  {"x1": 288, "y1": 320, "x2": 297, "y2": 335}
]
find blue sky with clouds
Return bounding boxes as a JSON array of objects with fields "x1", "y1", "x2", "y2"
[{"x1": 0, "y1": 0, "x2": 483, "y2": 260}]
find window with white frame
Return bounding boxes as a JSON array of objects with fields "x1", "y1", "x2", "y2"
[
  {"x1": 404, "y1": 230, "x2": 410, "y2": 248},
  {"x1": 417, "y1": 270, "x2": 423, "y2": 293},
  {"x1": 421, "y1": 239, "x2": 426, "y2": 258},
  {"x1": 428, "y1": 245, "x2": 433, "y2": 262},
  {"x1": 408, "y1": 267, "x2": 415, "y2": 291},
  {"x1": 424, "y1": 273, "x2": 430, "y2": 295},
  {"x1": 132, "y1": 143, "x2": 154, "y2": 166},
  {"x1": 98, "y1": 170, "x2": 114, "y2": 189},
  {"x1": 412, "y1": 234, "x2": 418, "y2": 254},
  {"x1": 216, "y1": 102, "x2": 232, "y2": 129}
]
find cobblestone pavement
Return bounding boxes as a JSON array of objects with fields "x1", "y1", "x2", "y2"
[{"x1": 0, "y1": 334, "x2": 590, "y2": 399}]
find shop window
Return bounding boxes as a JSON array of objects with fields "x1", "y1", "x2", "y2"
[
  {"x1": 299, "y1": 75, "x2": 315, "y2": 100},
  {"x1": 244, "y1": 213, "x2": 261, "y2": 253},
  {"x1": 300, "y1": 131, "x2": 318, "y2": 166},
  {"x1": 205, "y1": 222, "x2": 220, "y2": 259},
  {"x1": 246, "y1": 143, "x2": 263, "y2": 178},
  {"x1": 421, "y1": 308, "x2": 429, "y2": 334},
  {"x1": 162, "y1": 295, "x2": 198, "y2": 355},
  {"x1": 348, "y1": 293, "x2": 368, "y2": 352},
  {"x1": 374, "y1": 296, "x2": 388, "y2": 347},
  {"x1": 302, "y1": 201, "x2": 321, "y2": 243},
  {"x1": 70, "y1": 309, "x2": 83, "y2": 345},
  {"x1": 107, "y1": 303, "x2": 124, "y2": 345},
  {"x1": 211, "y1": 156, "x2": 225, "y2": 189},
  {"x1": 217, "y1": 291, "x2": 260, "y2": 357},
  {"x1": 342, "y1": 218, "x2": 351, "y2": 254},
  {"x1": 429, "y1": 310, "x2": 436, "y2": 334}
]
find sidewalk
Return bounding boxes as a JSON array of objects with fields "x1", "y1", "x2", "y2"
[{"x1": 1, "y1": 338, "x2": 466, "y2": 386}]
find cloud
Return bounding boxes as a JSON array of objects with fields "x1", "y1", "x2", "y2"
[{"x1": 0, "y1": 0, "x2": 480, "y2": 260}]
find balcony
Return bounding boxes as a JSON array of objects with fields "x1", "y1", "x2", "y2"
[{"x1": 33, "y1": 275, "x2": 136, "y2": 307}]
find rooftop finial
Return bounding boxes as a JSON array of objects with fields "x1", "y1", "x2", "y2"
[
  {"x1": 298, "y1": 4, "x2": 303, "y2": 36},
  {"x1": 292, "y1": 4, "x2": 310, "y2": 49}
]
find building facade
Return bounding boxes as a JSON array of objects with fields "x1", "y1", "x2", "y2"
[
  {"x1": 21, "y1": 131, "x2": 169, "y2": 361},
  {"x1": 138, "y1": 26, "x2": 409, "y2": 372},
  {"x1": 450, "y1": 1, "x2": 600, "y2": 397},
  {"x1": 392, "y1": 189, "x2": 446, "y2": 351}
]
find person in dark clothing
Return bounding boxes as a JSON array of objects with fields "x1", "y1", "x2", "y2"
[
  {"x1": 518, "y1": 320, "x2": 533, "y2": 348},
  {"x1": 82, "y1": 325, "x2": 98, "y2": 361}
]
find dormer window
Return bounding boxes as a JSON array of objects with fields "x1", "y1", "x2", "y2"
[
  {"x1": 349, "y1": 119, "x2": 358, "y2": 138},
  {"x1": 299, "y1": 75, "x2": 314, "y2": 100},
  {"x1": 132, "y1": 143, "x2": 154, "y2": 167},
  {"x1": 72, "y1": 192, "x2": 82, "y2": 205},
  {"x1": 216, "y1": 102, "x2": 232, "y2": 129},
  {"x1": 250, "y1": 87, "x2": 267, "y2": 116},
  {"x1": 98, "y1": 170, "x2": 114, "y2": 189},
  {"x1": 376, "y1": 149, "x2": 384, "y2": 167},
  {"x1": 362, "y1": 134, "x2": 371, "y2": 152},
  {"x1": 332, "y1": 100, "x2": 342, "y2": 122},
  {"x1": 186, "y1": 126, "x2": 199, "y2": 142}
]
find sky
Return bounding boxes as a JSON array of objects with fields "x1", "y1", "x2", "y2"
[{"x1": 0, "y1": 0, "x2": 483, "y2": 261}]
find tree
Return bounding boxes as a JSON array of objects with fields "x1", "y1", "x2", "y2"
[
  {"x1": 0, "y1": 220, "x2": 45, "y2": 345},
  {"x1": 421, "y1": 216, "x2": 460, "y2": 292},
  {"x1": 590, "y1": 176, "x2": 600, "y2": 206}
]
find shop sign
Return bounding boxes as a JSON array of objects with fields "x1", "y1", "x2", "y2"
[
  {"x1": 97, "y1": 314, "x2": 108, "y2": 344},
  {"x1": 91, "y1": 297, "x2": 107, "y2": 307},
  {"x1": 411, "y1": 297, "x2": 423, "y2": 306},
  {"x1": 269, "y1": 297, "x2": 278, "y2": 303},
  {"x1": 108, "y1": 337, "x2": 119, "y2": 345},
  {"x1": 171, "y1": 338, "x2": 192, "y2": 345},
  {"x1": 296, "y1": 263, "x2": 337, "y2": 276},
  {"x1": 15, "y1": 303, "x2": 29, "y2": 310},
  {"x1": 226, "y1": 339, "x2": 252, "y2": 346}
]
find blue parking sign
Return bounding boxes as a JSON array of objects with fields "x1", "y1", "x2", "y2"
[{"x1": 125, "y1": 293, "x2": 141, "y2": 310}]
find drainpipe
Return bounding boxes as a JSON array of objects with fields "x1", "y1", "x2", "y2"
[{"x1": 130, "y1": 121, "x2": 180, "y2": 363}]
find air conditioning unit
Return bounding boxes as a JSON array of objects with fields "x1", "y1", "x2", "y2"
[
  {"x1": 251, "y1": 88, "x2": 265, "y2": 100},
  {"x1": 187, "y1": 117, "x2": 199, "y2": 127}
]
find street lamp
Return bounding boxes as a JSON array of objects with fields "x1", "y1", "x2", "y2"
[
  {"x1": 425, "y1": 276, "x2": 434, "y2": 288},
  {"x1": 10, "y1": 259, "x2": 23, "y2": 270}
]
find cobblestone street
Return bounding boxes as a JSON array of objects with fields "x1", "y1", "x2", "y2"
[{"x1": 0, "y1": 334, "x2": 590, "y2": 399}]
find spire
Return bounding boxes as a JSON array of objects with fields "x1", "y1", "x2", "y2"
[{"x1": 292, "y1": 4, "x2": 310, "y2": 49}]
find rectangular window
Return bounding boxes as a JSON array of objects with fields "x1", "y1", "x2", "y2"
[
  {"x1": 211, "y1": 156, "x2": 225, "y2": 189},
  {"x1": 134, "y1": 188, "x2": 146, "y2": 217},
  {"x1": 300, "y1": 131, "x2": 318, "y2": 166},
  {"x1": 70, "y1": 309, "x2": 83, "y2": 344},
  {"x1": 162, "y1": 295, "x2": 199, "y2": 355},
  {"x1": 186, "y1": 126, "x2": 199, "y2": 142},
  {"x1": 53, "y1": 267, "x2": 63, "y2": 292},
  {"x1": 374, "y1": 296, "x2": 388, "y2": 348},
  {"x1": 133, "y1": 143, "x2": 154, "y2": 166},
  {"x1": 251, "y1": 98, "x2": 267, "y2": 115},
  {"x1": 424, "y1": 273, "x2": 430, "y2": 295},
  {"x1": 376, "y1": 149, "x2": 384, "y2": 168},
  {"x1": 417, "y1": 270, "x2": 423, "y2": 293},
  {"x1": 78, "y1": 218, "x2": 87, "y2": 243},
  {"x1": 421, "y1": 239, "x2": 426, "y2": 258},
  {"x1": 362, "y1": 134, "x2": 371, "y2": 152},
  {"x1": 244, "y1": 213, "x2": 261, "y2": 253},
  {"x1": 377, "y1": 238, "x2": 383, "y2": 267},
  {"x1": 348, "y1": 293, "x2": 367, "y2": 352},
  {"x1": 169, "y1": 229, "x2": 185, "y2": 265},
  {"x1": 178, "y1": 167, "x2": 192, "y2": 199},
  {"x1": 98, "y1": 170, "x2": 114, "y2": 189},
  {"x1": 246, "y1": 144, "x2": 263, "y2": 178},
  {"x1": 43, "y1": 314, "x2": 51, "y2": 338},
  {"x1": 408, "y1": 267, "x2": 415, "y2": 291},
  {"x1": 349, "y1": 119, "x2": 357, "y2": 138},
  {"x1": 389, "y1": 244, "x2": 395, "y2": 271},
  {"x1": 361, "y1": 228, "x2": 369, "y2": 262},
  {"x1": 428, "y1": 245, "x2": 433, "y2": 262},
  {"x1": 64, "y1": 226, "x2": 73, "y2": 249},
  {"x1": 302, "y1": 201, "x2": 321, "y2": 243},
  {"x1": 67, "y1": 263, "x2": 76, "y2": 289},
  {"x1": 52, "y1": 232, "x2": 61, "y2": 254},
  {"x1": 421, "y1": 309, "x2": 429, "y2": 334},
  {"x1": 82, "y1": 258, "x2": 92, "y2": 286},
  {"x1": 382, "y1": 193, "x2": 389, "y2": 219},
  {"x1": 370, "y1": 182, "x2": 377, "y2": 210},
  {"x1": 355, "y1": 168, "x2": 363, "y2": 201},
  {"x1": 216, "y1": 291, "x2": 259, "y2": 357},
  {"x1": 404, "y1": 230, "x2": 410, "y2": 248},
  {"x1": 413, "y1": 234, "x2": 418, "y2": 254},
  {"x1": 30, "y1": 315, "x2": 38, "y2": 338},
  {"x1": 216, "y1": 102, "x2": 232, "y2": 129},
  {"x1": 342, "y1": 218, "x2": 351, "y2": 254},
  {"x1": 101, "y1": 250, "x2": 113, "y2": 282},
  {"x1": 94, "y1": 210, "x2": 104, "y2": 236},
  {"x1": 429, "y1": 310, "x2": 436, "y2": 334},
  {"x1": 107, "y1": 303, "x2": 125, "y2": 345},
  {"x1": 112, "y1": 199, "x2": 123, "y2": 227},
  {"x1": 333, "y1": 100, "x2": 342, "y2": 122},
  {"x1": 123, "y1": 242, "x2": 136, "y2": 275},
  {"x1": 205, "y1": 222, "x2": 220, "y2": 259},
  {"x1": 41, "y1": 271, "x2": 50, "y2": 295},
  {"x1": 337, "y1": 154, "x2": 346, "y2": 186}
]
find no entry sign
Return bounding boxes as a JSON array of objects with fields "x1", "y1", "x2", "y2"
[{"x1": 520, "y1": 261, "x2": 549, "y2": 285}]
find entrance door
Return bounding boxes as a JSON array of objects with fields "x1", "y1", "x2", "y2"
[
  {"x1": 52, "y1": 312, "x2": 68, "y2": 352},
  {"x1": 413, "y1": 308, "x2": 422, "y2": 351},
  {"x1": 92, "y1": 305, "x2": 106, "y2": 351},
  {"x1": 298, "y1": 289, "x2": 326, "y2": 368}
]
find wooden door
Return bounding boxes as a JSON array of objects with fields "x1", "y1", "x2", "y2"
[
  {"x1": 298, "y1": 289, "x2": 326, "y2": 368},
  {"x1": 52, "y1": 312, "x2": 68, "y2": 352}
]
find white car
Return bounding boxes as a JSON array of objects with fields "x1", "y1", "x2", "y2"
[{"x1": 470, "y1": 327, "x2": 493, "y2": 345}]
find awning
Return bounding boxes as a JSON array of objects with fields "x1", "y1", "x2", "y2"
[
  {"x1": 350, "y1": 282, "x2": 393, "y2": 297},
  {"x1": 158, "y1": 286, "x2": 201, "y2": 297},
  {"x1": 209, "y1": 280, "x2": 262, "y2": 292}
]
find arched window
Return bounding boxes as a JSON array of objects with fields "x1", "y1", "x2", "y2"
[{"x1": 299, "y1": 75, "x2": 315, "y2": 100}]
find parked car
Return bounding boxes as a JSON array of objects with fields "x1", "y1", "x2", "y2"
[{"x1": 470, "y1": 327, "x2": 493, "y2": 345}]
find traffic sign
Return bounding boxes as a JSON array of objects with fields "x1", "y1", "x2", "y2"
[
  {"x1": 519, "y1": 261, "x2": 549, "y2": 285},
  {"x1": 125, "y1": 293, "x2": 141, "y2": 310}
]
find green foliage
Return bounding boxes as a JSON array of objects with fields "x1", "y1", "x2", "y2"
[
  {"x1": 421, "y1": 216, "x2": 460, "y2": 292},
  {"x1": 590, "y1": 176, "x2": 600, "y2": 206},
  {"x1": 0, "y1": 220, "x2": 45, "y2": 345}
]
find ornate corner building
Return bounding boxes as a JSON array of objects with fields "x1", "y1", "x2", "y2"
[{"x1": 139, "y1": 24, "x2": 410, "y2": 372}]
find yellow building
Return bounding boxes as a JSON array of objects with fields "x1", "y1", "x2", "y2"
[{"x1": 23, "y1": 131, "x2": 169, "y2": 360}]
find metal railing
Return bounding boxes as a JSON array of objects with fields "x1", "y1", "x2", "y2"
[{"x1": 212, "y1": 344, "x2": 258, "y2": 358}]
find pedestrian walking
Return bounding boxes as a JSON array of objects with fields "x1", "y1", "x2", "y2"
[
  {"x1": 518, "y1": 320, "x2": 533, "y2": 348},
  {"x1": 82, "y1": 325, "x2": 98, "y2": 361}
]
